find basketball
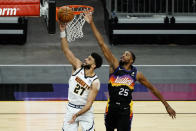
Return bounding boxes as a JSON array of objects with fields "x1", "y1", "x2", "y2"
[{"x1": 57, "y1": 6, "x2": 74, "y2": 23}]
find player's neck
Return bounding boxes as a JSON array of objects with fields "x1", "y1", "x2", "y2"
[
  {"x1": 122, "y1": 64, "x2": 132, "y2": 71},
  {"x1": 84, "y1": 68, "x2": 95, "y2": 77}
]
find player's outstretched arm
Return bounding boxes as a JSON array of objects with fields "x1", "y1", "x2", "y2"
[
  {"x1": 137, "y1": 72, "x2": 176, "y2": 119},
  {"x1": 59, "y1": 22, "x2": 82, "y2": 70},
  {"x1": 84, "y1": 11, "x2": 119, "y2": 70},
  {"x1": 68, "y1": 79, "x2": 100, "y2": 124}
]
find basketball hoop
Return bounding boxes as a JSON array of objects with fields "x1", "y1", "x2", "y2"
[{"x1": 56, "y1": 5, "x2": 94, "y2": 42}]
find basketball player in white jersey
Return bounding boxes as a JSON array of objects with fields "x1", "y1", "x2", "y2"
[{"x1": 59, "y1": 22, "x2": 103, "y2": 131}]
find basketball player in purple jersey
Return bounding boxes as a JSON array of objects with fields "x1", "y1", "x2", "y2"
[{"x1": 84, "y1": 11, "x2": 176, "y2": 131}]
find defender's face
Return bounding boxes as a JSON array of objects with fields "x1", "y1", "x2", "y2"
[{"x1": 120, "y1": 51, "x2": 132, "y2": 63}]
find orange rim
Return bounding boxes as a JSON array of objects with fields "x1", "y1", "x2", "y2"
[{"x1": 56, "y1": 5, "x2": 94, "y2": 21}]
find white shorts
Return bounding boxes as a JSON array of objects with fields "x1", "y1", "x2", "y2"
[{"x1": 62, "y1": 103, "x2": 94, "y2": 131}]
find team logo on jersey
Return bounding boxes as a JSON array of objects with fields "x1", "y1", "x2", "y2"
[
  {"x1": 75, "y1": 76, "x2": 90, "y2": 89},
  {"x1": 109, "y1": 75, "x2": 135, "y2": 90},
  {"x1": 114, "y1": 76, "x2": 133, "y2": 86}
]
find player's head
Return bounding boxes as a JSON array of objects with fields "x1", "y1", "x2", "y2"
[
  {"x1": 82, "y1": 52, "x2": 103, "y2": 70},
  {"x1": 119, "y1": 51, "x2": 136, "y2": 66}
]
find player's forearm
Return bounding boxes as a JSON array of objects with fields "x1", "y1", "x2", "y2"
[
  {"x1": 90, "y1": 21, "x2": 112, "y2": 57},
  {"x1": 61, "y1": 37, "x2": 69, "y2": 50},
  {"x1": 90, "y1": 21, "x2": 117, "y2": 66},
  {"x1": 61, "y1": 37, "x2": 79, "y2": 68},
  {"x1": 75, "y1": 103, "x2": 92, "y2": 117},
  {"x1": 61, "y1": 38, "x2": 71, "y2": 59},
  {"x1": 139, "y1": 73, "x2": 171, "y2": 109},
  {"x1": 90, "y1": 20, "x2": 105, "y2": 46},
  {"x1": 150, "y1": 87, "x2": 170, "y2": 107}
]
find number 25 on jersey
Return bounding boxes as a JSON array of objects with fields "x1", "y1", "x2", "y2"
[{"x1": 119, "y1": 88, "x2": 129, "y2": 96}]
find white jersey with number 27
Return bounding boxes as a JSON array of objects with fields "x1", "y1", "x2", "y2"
[{"x1": 68, "y1": 67, "x2": 99, "y2": 105}]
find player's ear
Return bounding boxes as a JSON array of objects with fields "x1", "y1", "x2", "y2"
[
  {"x1": 92, "y1": 64, "x2": 96, "y2": 69},
  {"x1": 131, "y1": 59, "x2": 133, "y2": 64}
]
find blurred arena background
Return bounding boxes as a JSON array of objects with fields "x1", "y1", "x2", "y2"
[
  {"x1": 0, "y1": 0, "x2": 196, "y2": 130},
  {"x1": 0, "y1": 65, "x2": 196, "y2": 101}
]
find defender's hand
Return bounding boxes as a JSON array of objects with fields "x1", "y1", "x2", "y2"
[
  {"x1": 166, "y1": 106, "x2": 176, "y2": 119},
  {"x1": 84, "y1": 10, "x2": 93, "y2": 24}
]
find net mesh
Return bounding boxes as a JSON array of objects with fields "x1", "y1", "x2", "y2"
[
  {"x1": 65, "y1": 6, "x2": 93, "y2": 42},
  {"x1": 66, "y1": 13, "x2": 85, "y2": 42}
]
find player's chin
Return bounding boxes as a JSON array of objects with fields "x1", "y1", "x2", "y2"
[
  {"x1": 119, "y1": 60, "x2": 127, "y2": 66},
  {"x1": 119, "y1": 59, "x2": 125, "y2": 63}
]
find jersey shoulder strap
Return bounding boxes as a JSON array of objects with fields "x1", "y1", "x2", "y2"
[
  {"x1": 92, "y1": 75, "x2": 98, "y2": 82},
  {"x1": 109, "y1": 66, "x2": 120, "y2": 76},
  {"x1": 72, "y1": 67, "x2": 83, "y2": 76}
]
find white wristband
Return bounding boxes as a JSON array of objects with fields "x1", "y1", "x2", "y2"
[{"x1": 60, "y1": 31, "x2": 66, "y2": 38}]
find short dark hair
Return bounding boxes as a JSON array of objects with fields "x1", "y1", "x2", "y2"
[
  {"x1": 91, "y1": 52, "x2": 103, "y2": 68},
  {"x1": 129, "y1": 51, "x2": 136, "y2": 64}
]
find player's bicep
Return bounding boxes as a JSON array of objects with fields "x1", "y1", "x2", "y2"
[
  {"x1": 137, "y1": 72, "x2": 154, "y2": 90},
  {"x1": 92, "y1": 79, "x2": 100, "y2": 90},
  {"x1": 86, "y1": 79, "x2": 100, "y2": 105}
]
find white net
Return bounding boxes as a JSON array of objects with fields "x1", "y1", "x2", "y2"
[
  {"x1": 65, "y1": 6, "x2": 93, "y2": 42},
  {"x1": 66, "y1": 13, "x2": 85, "y2": 42}
]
